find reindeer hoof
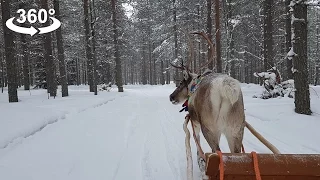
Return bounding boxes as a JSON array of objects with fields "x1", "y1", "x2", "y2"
[
  {"x1": 197, "y1": 156, "x2": 209, "y2": 180},
  {"x1": 202, "y1": 174, "x2": 209, "y2": 180},
  {"x1": 198, "y1": 155, "x2": 206, "y2": 173}
]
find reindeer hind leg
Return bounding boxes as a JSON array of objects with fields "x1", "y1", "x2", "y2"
[
  {"x1": 201, "y1": 125, "x2": 221, "y2": 152},
  {"x1": 225, "y1": 126, "x2": 245, "y2": 153}
]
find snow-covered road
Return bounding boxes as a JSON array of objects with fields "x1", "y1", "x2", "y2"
[{"x1": 0, "y1": 84, "x2": 319, "y2": 180}]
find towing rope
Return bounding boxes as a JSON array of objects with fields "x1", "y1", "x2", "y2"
[{"x1": 183, "y1": 114, "x2": 193, "y2": 180}]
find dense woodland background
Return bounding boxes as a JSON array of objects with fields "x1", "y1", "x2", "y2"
[{"x1": 0, "y1": 0, "x2": 319, "y2": 114}]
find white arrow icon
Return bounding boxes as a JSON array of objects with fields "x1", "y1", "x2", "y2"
[
  {"x1": 38, "y1": 17, "x2": 61, "y2": 34},
  {"x1": 6, "y1": 17, "x2": 38, "y2": 36}
]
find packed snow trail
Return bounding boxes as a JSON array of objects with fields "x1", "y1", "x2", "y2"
[
  {"x1": 0, "y1": 86, "x2": 196, "y2": 180},
  {"x1": 0, "y1": 84, "x2": 320, "y2": 180}
]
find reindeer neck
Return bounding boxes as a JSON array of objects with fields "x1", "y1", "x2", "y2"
[
  {"x1": 187, "y1": 70, "x2": 213, "y2": 100},
  {"x1": 187, "y1": 74, "x2": 205, "y2": 100}
]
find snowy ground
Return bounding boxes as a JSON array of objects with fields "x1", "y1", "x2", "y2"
[{"x1": 0, "y1": 84, "x2": 319, "y2": 180}]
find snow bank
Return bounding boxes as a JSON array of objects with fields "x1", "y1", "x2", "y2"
[{"x1": 0, "y1": 85, "x2": 123, "y2": 149}]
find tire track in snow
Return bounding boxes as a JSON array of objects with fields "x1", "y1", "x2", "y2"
[
  {"x1": 140, "y1": 94, "x2": 157, "y2": 180},
  {"x1": 137, "y1": 91, "x2": 180, "y2": 180},
  {"x1": 159, "y1": 114, "x2": 182, "y2": 180},
  {"x1": 1, "y1": 96, "x2": 124, "y2": 150},
  {"x1": 141, "y1": 130, "x2": 152, "y2": 180},
  {"x1": 77, "y1": 95, "x2": 126, "y2": 113},
  {"x1": 149, "y1": 96, "x2": 182, "y2": 179},
  {"x1": 137, "y1": 93, "x2": 161, "y2": 180},
  {"x1": 111, "y1": 96, "x2": 141, "y2": 180},
  {"x1": 112, "y1": 95, "x2": 154, "y2": 180},
  {"x1": 111, "y1": 115, "x2": 141, "y2": 180}
]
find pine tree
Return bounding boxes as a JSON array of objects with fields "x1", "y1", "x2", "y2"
[
  {"x1": 215, "y1": 0, "x2": 222, "y2": 73},
  {"x1": 41, "y1": 0, "x2": 57, "y2": 97},
  {"x1": 263, "y1": 0, "x2": 274, "y2": 71},
  {"x1": 1, "y1": 0, "x2": 18, "y2": 102},
  {"x1": 54, "y1": 0, "x2": 69, "y2": 97},
  {"x1": 83, "y1": 0, "x2": 94, "y2": 92},
  {"x1": 111, "y1": 0, "x2": 124, "y2": 92},
  {"x1": 291, "y1": 0, "x2": 311, "y2": 115},
  {"x1": 285, "y1": 0, "x2": 293, "y2": 79}
]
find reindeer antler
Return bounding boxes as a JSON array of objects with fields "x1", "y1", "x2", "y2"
[
  {"x1": 191, "y1": 32, "x2": 215, "y2": 73},
  {"x1": 184, "y1": 30, "x2": 194, "y2": 71},
  {"x1": 170, "y1": 60, "x2": 185, "y2": 70}
]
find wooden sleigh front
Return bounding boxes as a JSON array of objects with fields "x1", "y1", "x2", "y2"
[{"x1": 205, "y1": 153, "x2": 320, "y2": 180}]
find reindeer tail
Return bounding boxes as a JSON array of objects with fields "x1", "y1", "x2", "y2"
[{"x1": 222, "y1": 78, "x2": 241, "y2": 105}]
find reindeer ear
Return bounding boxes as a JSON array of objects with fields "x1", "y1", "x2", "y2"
[{"x1": 183, "y1": 70, "x2": 189, "y2": 80}]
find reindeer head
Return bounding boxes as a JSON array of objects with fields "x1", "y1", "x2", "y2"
[
  {"x1": 169, "y1": 32, "x2": 215, "y2": 105},
  {"x1": 169, "y1": 62, "x2": 193, "y2": 104}
]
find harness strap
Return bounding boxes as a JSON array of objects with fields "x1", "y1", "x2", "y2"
[
  {"x1": 217, "y1": 151, "x2": 224, "y2": 180},
  {"x1": 251, "y1": 151, "x2": 262, "y2": 180},
  {"x1": 191, "y1": 120, "x2": 206, "y2": 160}
]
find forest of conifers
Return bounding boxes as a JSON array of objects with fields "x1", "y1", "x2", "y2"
[{"x1": 0, "y1": 0, "x2": 319, "y2": 114}]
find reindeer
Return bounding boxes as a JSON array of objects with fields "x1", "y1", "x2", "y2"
[{"x1": 169, "y1": 32, "x2": 280, "y2": 179}]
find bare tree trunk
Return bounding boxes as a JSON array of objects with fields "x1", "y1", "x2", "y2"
[
  {"x1": 285, "y1": 0, "x2": 293, "y2": 80},
  {"x1": 263, "y1": 0, "x2": 274, "y2": 71},
  {"x1": 124, "y1": 62, "x2": 127, "y2": 85},
  {"x1": 291, "y1": 0, "x2": 311, "y2": 115},
  {"x1": 130, "y1": 58, "x2": 134, "y2": 84},
  {"x1": 90, "y1": 0, "x2": 98, "y2": 95},
  {"x1": 106, "y1": 62, "x2": 111, "y2": 84},
  {"x1": 201, "y1": 33, "x2": 206, "y2": 74},
  {"x1": 244, "y1": 27, "x2": 249, "y2": 83},
  {"x1": 166, "y1": 60, "x2": 170, "y2": 84},
  {"x1": 142, "y1": 38, "x2": 147, "y2": 85},
  {"x1": 41, "y1": 0, "x2": 57, "y2": 97},
  {"x1": 83, "y1": 61, "x2": 87, "y2": 85},
  {"x1": 173, "y1": 0, "x2": 178, "y2": 85},
  {"x1": 76, "y1": 58, "x2": 80, "y2": 85},
  {"x1": 1, "y1": 0, "x2": 18, "y2": 102},
  {"x1": 227, "y1": 0, "x2": 236, "y2": 78},
  {"x1": 83, "y1": 0, "x2": 94, "y2": 92},
  {"x1": 148, "y1": 39, "x2": 152, "y2": 85},
  {"x1": 153, "y1": 43, "x2": 156, "y2": 85},
  {"x1": 207, "y1": 0, "x2": 213, "y2": 70},
  {"x1": 19, "y1": 2, "x2": 30, "y2": 91},
  {"x1": 111, "y1": 0, "x2": 123, "y2": 91},
  {"x1": 160, "y1": 60, "x2": 165, "y2": 85},
  {"x1": 315, "y1": 24, "x2": 319, "y2": 85},
  {"x1": 214, "y1": 0, "x2": 222, "y2": 73},
  {"x1": 1, "y1": 52, "x2": 4, "y2": 93},
  {"x1": 54, "y1": 0, "x2": 69, "y2": 97},
  {"x1": 197, "y1": 5, "x2": 200, "y2": 72},
  {"x1": 21, "y1": 33, "x2": 30, "y2": 90},
  {"x1": 244, "y1": 51, "x2": 249, "y2": 83}
]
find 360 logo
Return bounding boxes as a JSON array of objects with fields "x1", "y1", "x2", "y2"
[{"x1": 6, "y1": 9, "x2": 61, "y2": 36}]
